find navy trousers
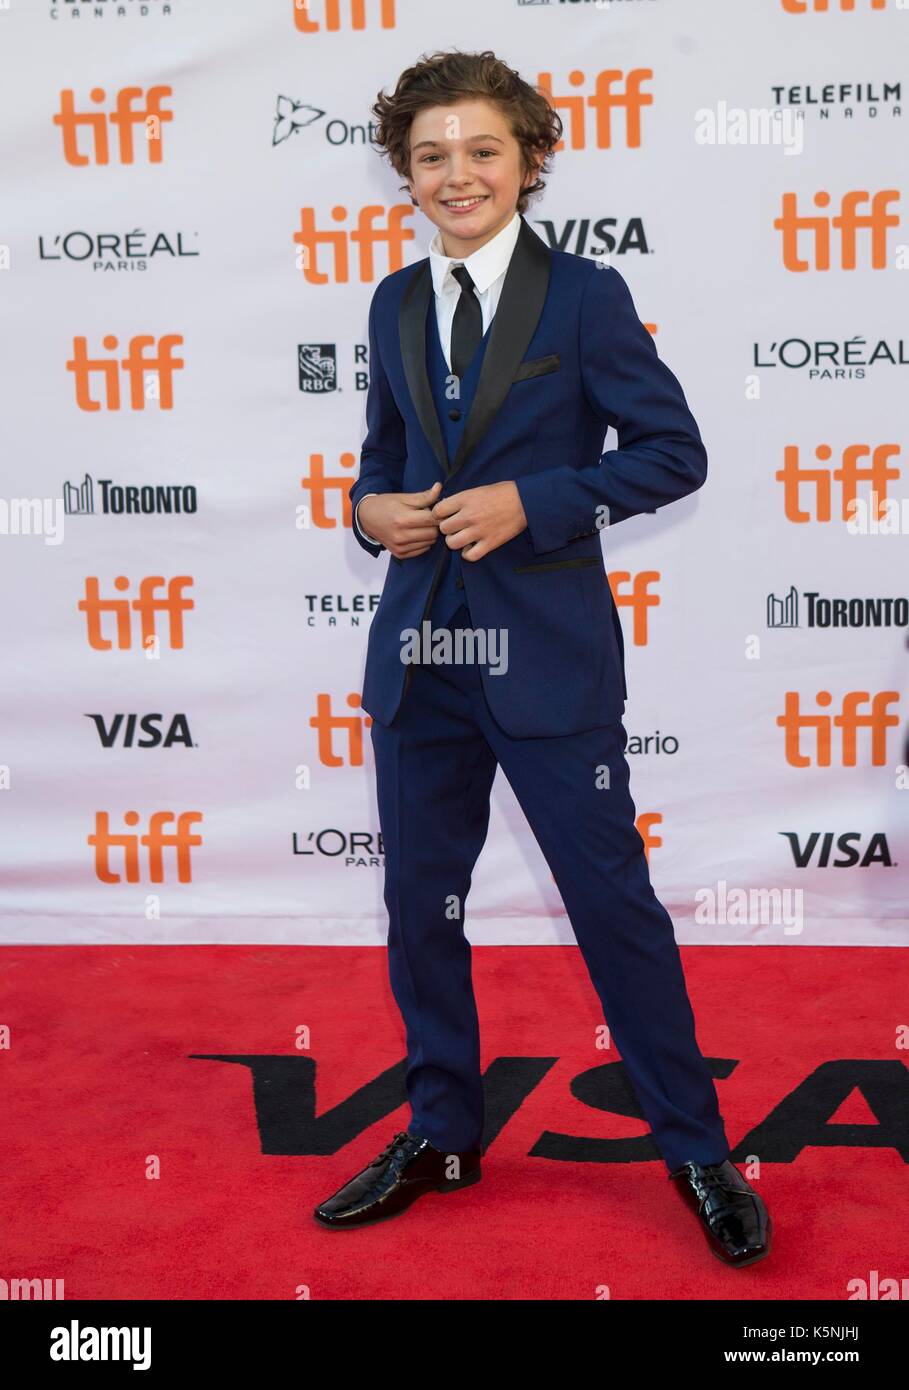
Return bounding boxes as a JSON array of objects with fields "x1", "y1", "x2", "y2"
[{"x1": 370, "y1": 601, "x2": 730, "y2": 1174}]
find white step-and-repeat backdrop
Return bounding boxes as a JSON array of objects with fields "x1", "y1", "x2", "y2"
[{"x1": 1, "y1": 0, "x2": 906, "y2": 945}]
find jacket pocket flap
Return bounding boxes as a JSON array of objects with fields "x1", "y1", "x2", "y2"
[{"x1": 512, "y1": 353, "x2": 561, "y2": 382}]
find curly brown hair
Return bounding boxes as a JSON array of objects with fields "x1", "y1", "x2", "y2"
[{"x1": 371, "y1": 49, "x2": 562, "y2": 215}]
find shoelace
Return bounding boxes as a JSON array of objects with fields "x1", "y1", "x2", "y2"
[
  {"x1": 369, "y1": 1130, "x2": 416, "y2": 1168},
  {"x1": 673, "y1": 1164, "x2": 744, "y2": 1207}
]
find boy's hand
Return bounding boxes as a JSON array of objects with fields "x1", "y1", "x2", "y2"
[
  {"x1": 432, "y1": 481, "x2": 528, "y2": 562},
  {"x1": 358, "y1": 481, "x2": 443, "y2": 559}
]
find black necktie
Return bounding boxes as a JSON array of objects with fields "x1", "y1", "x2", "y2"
[{"x1": 450, "y1": 264, "x2": 482, "y2": 383}]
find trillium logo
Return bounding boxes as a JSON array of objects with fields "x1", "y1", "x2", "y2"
[{"x1": 273, "y1": 96, "x2": 324, "y2": 146}]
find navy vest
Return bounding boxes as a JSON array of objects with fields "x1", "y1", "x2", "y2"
[{"x1": 426, "y1": 300, "x2": 492, "y2": 626}]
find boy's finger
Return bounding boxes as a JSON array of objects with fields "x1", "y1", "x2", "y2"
[{"x1": 403, "y1": 481, "x2": 443, "y2": 507}]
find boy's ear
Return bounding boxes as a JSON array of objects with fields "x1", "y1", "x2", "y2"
[{"x1": 522, "y1": 158, "x2": 543, "y2": 191}]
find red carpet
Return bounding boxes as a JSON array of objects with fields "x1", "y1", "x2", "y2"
[{"x1": 1, "y1": 945, "x2": 905, "y2": 1300}]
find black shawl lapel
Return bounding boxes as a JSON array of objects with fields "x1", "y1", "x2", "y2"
[
  {"x1": 399, "y1": 259, "x2": 447, "y2": 474},
  {"x1": 397, "y1": 214, "x2": 552, "y2": 480}
]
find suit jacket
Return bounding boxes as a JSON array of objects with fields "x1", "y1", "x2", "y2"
[{"x1": 349, "y1": 213, "x2": 708, "y2": 738}]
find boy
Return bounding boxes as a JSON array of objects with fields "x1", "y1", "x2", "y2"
[{"x1": 314, "y1": 50, "x2": 771, "y2": 1267}]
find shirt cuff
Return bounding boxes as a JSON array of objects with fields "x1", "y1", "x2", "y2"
[{"x1": 354, "y1": 494, "x2": 380, "y2": 544}]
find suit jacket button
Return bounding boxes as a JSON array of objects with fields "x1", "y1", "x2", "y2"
[
  {"x1": 455, "y1": 577, "x2": 464, "y2": 589},
  {"x1": 448, "y1": 408, "x2": 461, "y2": 421}
]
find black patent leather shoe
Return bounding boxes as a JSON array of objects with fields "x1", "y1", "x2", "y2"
[
  {"x1": 313, "y1": 1129, "x2": 481, "y2": 1229},
  {"x1": 669, "y1": 1159, "x2": 772, "y2": 1266}
]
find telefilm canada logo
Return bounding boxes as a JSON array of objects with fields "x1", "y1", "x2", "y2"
[
  {"x1": 45, "y1": 0, "x2": 173, "y2": 20},
  {"x1": 768, "y1": 79, "x2": 901, "y2": 124},
  {"x1": 300, "y1": 592, "x2": 381, "y2": 627}
]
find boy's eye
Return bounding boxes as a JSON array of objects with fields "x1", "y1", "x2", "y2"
[{"x1": 420, "y1": 149, "x2": 497, "y2": 164}]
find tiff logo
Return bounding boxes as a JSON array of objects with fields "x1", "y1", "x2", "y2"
[
  {"x1": 776, "y1": 691, "x2": 900, "y2": 766},
  {"x1": 293, "y1": 0, "x2": 396, "y2": 33},
  {"x1": 67, "y1": 334, "x2": 184, "y2": 410},
  {"x1": 53, "y1": 86, "x2": 173, "y2": 165},
  {"x1": 774, "y1": 190, "x2": 900, "y2": 270},
  {"x1": 781, "y1": 0, "x2": 887, "y2": 11},
  {"x1": 88, "y1": 811, "x2": 203, "y2": 884},
  {"x1": 776, "y1": 444, "x2": 901, "y2": 523},
  {"x1": 537, "y1": 68, "x2": 654, "y2": 150},
  {"x1": 309, "y1": 693, "x2": 371, "y2": 766},
  {"x1": 299, "y1": 452, "x2": 358, "y2": 527},
  {"x1": 293, "y1": 205, "x2": 415, "y2": 282},
  {"x1": 610, "y1": 571, "x2": 659, "y2": 646},
  {"x1": 78, "y1": 576, "x2": 194, "y2": 651}
]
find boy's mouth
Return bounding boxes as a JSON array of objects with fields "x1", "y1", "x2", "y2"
[{"x1": 440, "y1": 195, "x2": 489, "y2": 212}]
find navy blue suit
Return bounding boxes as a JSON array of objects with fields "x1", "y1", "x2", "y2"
[{"x1": 349, "y1": 216, "x2": 730, "y2": 1172}]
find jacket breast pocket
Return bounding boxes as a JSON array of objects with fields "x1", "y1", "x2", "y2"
[{"x1": 512, "y1": 353, "x2": 560, "y2": 383}]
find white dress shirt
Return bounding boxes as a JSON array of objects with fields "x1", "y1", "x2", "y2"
[{"x1": 354, "y1": 210, "x2": 522, "y2": 544}]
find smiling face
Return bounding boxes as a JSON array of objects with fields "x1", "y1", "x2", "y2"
[{"x1": 406, "y1": 98, "x2": 537, "y2": 258}]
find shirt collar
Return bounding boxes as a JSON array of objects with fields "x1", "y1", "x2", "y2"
[{"x1": 429, "y1": 210, "x2": 521, "y2": 299}]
